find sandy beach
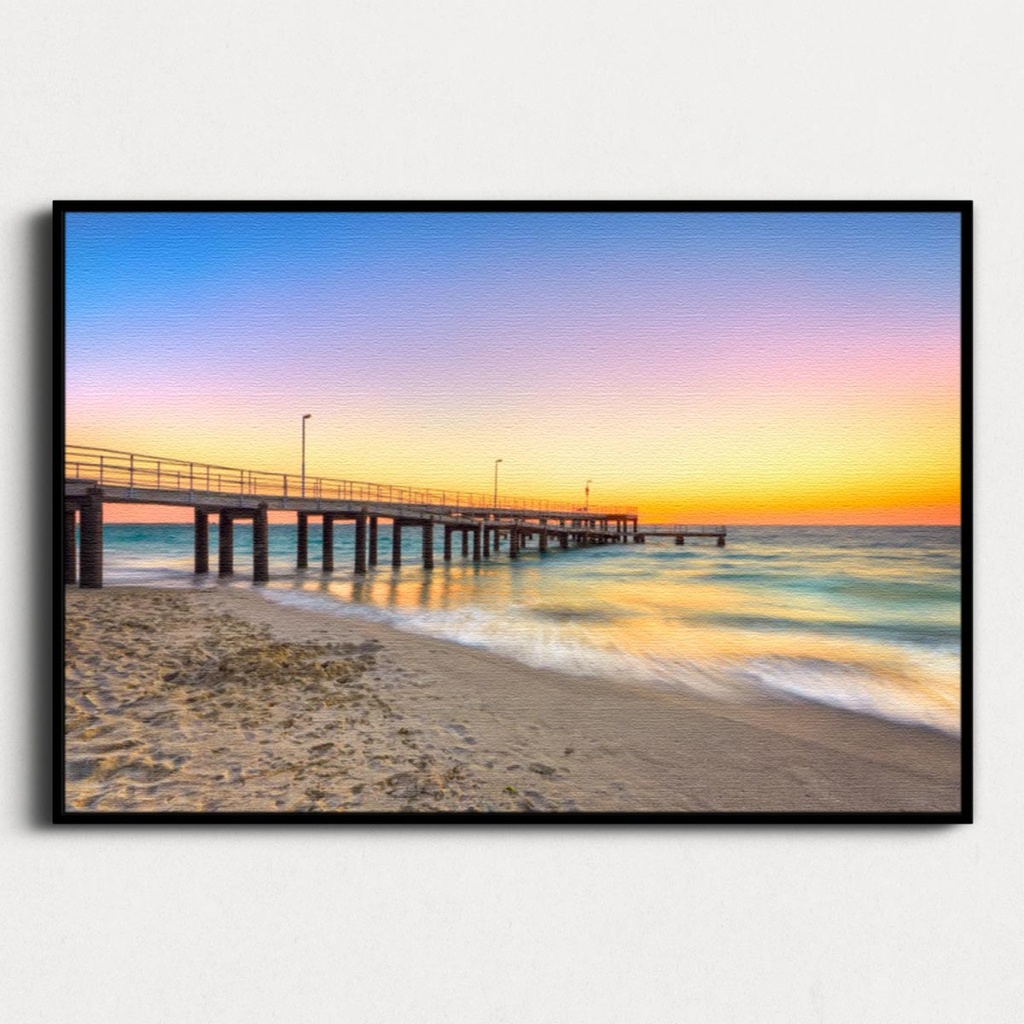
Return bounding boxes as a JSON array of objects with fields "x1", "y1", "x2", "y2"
[{"x1": 62, "y1": 586, "x2": 961, "y2": 814}]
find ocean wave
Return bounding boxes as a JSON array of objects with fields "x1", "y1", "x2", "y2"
[
  {"x1": 256, "y1": 587, "x2": 960, "y2": 735},
  {"x1": 686, "y1": 610, "x2": 960, "y2": 645}
]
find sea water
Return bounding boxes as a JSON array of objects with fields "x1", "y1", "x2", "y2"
[{"x1": 91, "y1": 523, "x2": 962, "y2": 735}]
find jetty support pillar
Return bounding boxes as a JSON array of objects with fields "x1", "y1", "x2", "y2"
[
  {"x1": 369, "y1": 516, "x2": 378, "y2": 566},
  {"x1": 422, "y1": 521, "x2": 434, "y2": 570},
  {"x1": 64, "y1": 506, "x2": 77, "y2": 585},
  {"x1": 392, "y1": 520, "x2": 402, "y2": 567},
  {"x1": 296, "y1": 512, "x2": 308, "y2": 569},
  {"x1": 218, "y1": 510, "x2": 234, "y2": 577},
  {"x1": 253, "y1": 503, "x2": 269, "y2": 582},
  {"x1": 354, "y1": 513, "x2": 367, "y2": 574},
  {"x1": 718, "y1": 535, "x2": 726, "y2": 547},
  {"x1": 482, "y1": 524, "x2": 491, "y2": 557},
  {"x1": 322, "y1": 513, "x2": 334, "y2": 572},
  {"x1": 472, "y1": 524, "x2": 481, "y2": 561},
  {"x1": 461, "y1": 529, "x2": 469, "y2": 557},
  {"x1": 443, "y1": 525, "x2": 453, "y2": 561},
  {"x1": 194, "y1": 509, "x2": 209, "y2": 574},
  {"x1": 77, "y1": 487, "x2": 104, "y2": 589}
]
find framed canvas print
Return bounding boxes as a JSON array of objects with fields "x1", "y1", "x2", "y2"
[{"x1": 56, "y1": 201, "x2": 971, "y2": 823}]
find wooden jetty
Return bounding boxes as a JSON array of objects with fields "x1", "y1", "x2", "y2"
[
  {"x1": 63, "y1": 445, "x2": 725, "y2": 588},
  {"x1": 634, "y1": 524, "x2": 727, "y2": 546}
]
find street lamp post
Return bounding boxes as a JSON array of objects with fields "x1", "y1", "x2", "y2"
[
  {"x1": 493, "y1": 458, "x2": 503, "y2": 509},
  {"x1": 585, "y1": 479, "x2": 592, "y2": 512},
  {"x1": 301, "y1": 414, "x2": 312, "y2": 497}
]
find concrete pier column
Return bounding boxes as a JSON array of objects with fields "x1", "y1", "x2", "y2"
[
  {"x1": 483, "y1": 524, "x2": 491, "y2": 557},
  {"x1": 64, "y1": 507, "x2": 77, "y2": 585},
  {"x1": 675, "y1": 535, "x2": 685, "y2": 545},
  {"x1": 218, "y1": 510, "x2": 234, "y2": 577},
  {"x1": 79, "y1": 488, "x2": 104, "y2": 589},
  {"x1": 494, "y1": 528, "x2": 502, "y2": 552},
  {"x1": 539, "y1": 527, "x2": 548, "y2": 553},
  {"x1": 354, "y1": 514, "x2": 367, "y2": 574},
  {"x1": 253, "y1": 504, "x2": 269, "y2": 582},
  {"x1": 422, "y1": 521, "x2": 434, "y2": 570},
  {"x1": 717, "y1": 535, "x2": 726, "y2": 547},
  {"x1": 369, "y1": 517, "x2": 378, "y2": 566},
  {"x1": 443, "y1": 525, "x2": 453, "y2": 561},
  {"x1": 461, "y1": 529, "x2": 469, "y2": 557},
  {"x1": 296, "y1": 512, "x2": 309, "y2": 569},
  {"x1": 194, "y1": 509, "x2": 209, "y2": 574},
  {"x1": 559, "y1": 532, "x2": 569, "y2": 550},
  {"x1": 509, "y1": 526, "x2": 519, "y2": 559},
  {"x1": 472, "y1": 525, "x2": 481, "y2": 561},
  {"x1": 392, "y1": 521, "x2": 402, "y2": 567},
  {"x1": 322, "y1": 514, "x2": 334, "y2": 572}
]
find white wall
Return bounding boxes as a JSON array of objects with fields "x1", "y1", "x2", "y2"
[{"x1": 3, "y1": 3, "x2": 1019, "y2": 1021}]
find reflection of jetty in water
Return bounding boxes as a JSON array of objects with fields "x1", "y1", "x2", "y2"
[{"x1": 64, "y1": 444, "x2": 726, "y2": 588}]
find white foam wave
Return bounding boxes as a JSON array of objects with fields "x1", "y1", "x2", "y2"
[{"x1": 258, "y1": 588, "x2": 959, "y2": 736}]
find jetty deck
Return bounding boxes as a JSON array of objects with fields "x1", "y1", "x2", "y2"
[{"x1": 63, "y1": 445, "x2": 725, "y2": 588}]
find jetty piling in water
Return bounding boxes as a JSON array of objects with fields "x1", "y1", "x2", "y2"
[
  {"x1": 296, "y1": 512, "x2": 308, "y2": 569},
  {"x1": 218, "y1": 511, "x2": 234, "y2": 576},
  {"x1": 194, "y1": 509, "x2": 209, "y2": 574}
]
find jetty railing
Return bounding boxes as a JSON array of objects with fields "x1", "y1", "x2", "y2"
[{"x1": 64, "y1": 445, "x2": 638, "y2": 518}]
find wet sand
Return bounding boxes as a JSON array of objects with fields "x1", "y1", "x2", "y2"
[{"x1": 63, "y1": 587, "x2": 961, "y2": 814}]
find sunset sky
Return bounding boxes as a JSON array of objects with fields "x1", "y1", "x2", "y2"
[{"x1": 64, "y1": 210, "x2": 962, "y2": 524}]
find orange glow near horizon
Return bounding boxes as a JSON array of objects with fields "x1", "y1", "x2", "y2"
[{"x1": 77, "y1": 377, "x2": 961, "y2": 526}]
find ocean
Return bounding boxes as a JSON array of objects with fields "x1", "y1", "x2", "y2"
[{"x1": 87, "y1": 523, "x2": 962, "y2": 735}]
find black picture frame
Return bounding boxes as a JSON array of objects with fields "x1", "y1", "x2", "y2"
[{"x1": 55, "y1": 199, "x2": 972, "y2": 824}]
